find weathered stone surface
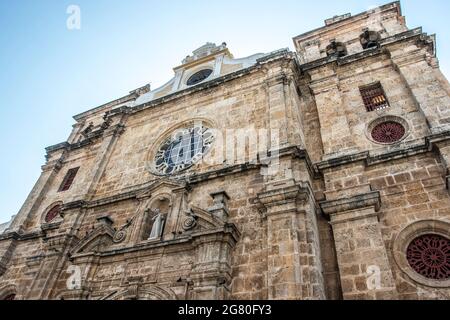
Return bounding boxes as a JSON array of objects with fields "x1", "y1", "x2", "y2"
[{"x1": 1, "y1": 2, "x2": 450, "y2": 300}]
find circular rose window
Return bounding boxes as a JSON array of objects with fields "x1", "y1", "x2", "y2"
[
  {"x1": 371, "y1": 121, "x2": 406, "y2": 144},
  {"x1": 406, "y1": 234, "x2": 450, "y2": 281},
  {"x1": 154, "y1": 124, "x2": 214, "y2": 175},
  {"x1": 45, "y1": 204, "x2": 61, "y2": 223}
]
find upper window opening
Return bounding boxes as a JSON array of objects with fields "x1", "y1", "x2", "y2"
[
  {"x1": 186, "y1": 69, "x2": 213, "y2": 86},
  {"x1": 360, "y1": 82, "x2": 389, "y2": 112},
  {"x1": 359, "y1": 30, "x2": 381, "y2": 50},
  {"x1": 326, "y1": 40, "x2": 347, "y2": 58},
  {"x1": 58, "y1": 167, "x2": 79, "y2": 192}
]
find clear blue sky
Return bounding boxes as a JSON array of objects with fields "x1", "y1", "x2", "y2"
[{"x1": 1, "y1": 0, "x2": 449, "y2": 223}]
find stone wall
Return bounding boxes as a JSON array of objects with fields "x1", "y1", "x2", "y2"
[{"x1": 1, "y1": 1, "x2": 449, "y2": 301}]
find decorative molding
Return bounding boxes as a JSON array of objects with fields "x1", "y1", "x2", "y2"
[
  {"x1": 257, "y1": 183, "x2": 310, "y2": 218},
  {"x1": 104, "y1": 284, "x2": 177, "y2": 300},
  {"x1": 113, "y1": 216, "x2": 135, "y2": 244},
  {"x1": 45, "y1": 124, "x2": 125, "y2": 156},
  {"x1": 315, "y1": 131, "x2": 450, "y2": 172},
  {"x1": 320, "y1": 191, "x2": 381, "y2": 217},
  {"x1": 69, "y1": 223, "x2": 240, "y2": 260},
  {"x1": 300, "y1": 27, "x2": 432, "y2": 72},
  {"x1": 62, "y1": 200, "x2": 87, "y2": 211},
  {"x1": 69, "y1": 224, "x2": 116, "y2": 257}
]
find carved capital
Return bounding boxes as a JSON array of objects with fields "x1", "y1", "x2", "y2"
[
  {"x1": 257, "y1": 184, "x2": 309, "y2": 218},
  {"x1": 320, "y1": 191, "x2": 381, "y2": 224}
]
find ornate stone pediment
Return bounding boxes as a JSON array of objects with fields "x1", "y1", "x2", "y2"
[
  {"x1": 100, "y1": 284, "x2": 177, "y2": 300},
  {"x1": 136, "y1": 178, "x2": 188, "y2": 200},
  {"x1": 69, "y1": 224, "x2": 115, "y2": 257},
  {"x1": 180, "y1": 206, "x2": 225, "y2": 233}
]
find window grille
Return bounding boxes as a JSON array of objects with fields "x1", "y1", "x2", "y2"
[{"x1": 360, "y1": 83, "x2": 389, "y2": 112}]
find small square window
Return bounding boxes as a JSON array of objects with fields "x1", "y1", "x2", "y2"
[
  {"x1": 58, "y1": 167, "x2": 79, "y2": 192},
  {"x1": 359, "y1": 82, "x2": 389, "y2": 112}
]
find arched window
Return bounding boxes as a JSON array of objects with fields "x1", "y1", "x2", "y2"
[{"x1": 44, "y1": 204, "x2": 62, "y2": 223}]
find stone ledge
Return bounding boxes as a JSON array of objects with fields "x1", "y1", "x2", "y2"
[
  {"x1": 70, "y1": 223, "x2": 240, "y2": 261},
  {"x1": 40, "y1": 220, "x2": 63, "y2": 232},
  {"x1": 45, "y1": 124, "x2": 125, "y2": 156},
  {"x1": 315, "y1": 131, "x2": 450, "y2": 172},
  {"x1": 257, "y1": 184, "x2": 311, "y2": 218},
  {"x1": 61, "y1": 200, "x2": 87, "y2": 211},
  {"x1": 300, "y1": 27, "x2": 429, "y2": 72},
  {"x1": 0, "y1": 231, "x2": 21, "y2": 241},
  {"x1": 319, "y1": 191, "x2": 381, "y2": 217}
]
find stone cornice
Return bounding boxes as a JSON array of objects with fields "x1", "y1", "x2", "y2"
[
  {"x1": 46, "y1": 147, "x2": 315, "y2": 213},
  {"x1": 319, "y1": 191, "x2": 381, "y2": 216},
  {"x1": 73, "y1": 94, "x2": 135, "y2": 122},
  {"x1": 257, "y1": 184, "x2": 310, "y2": 208},
  {"x1": 0, "y1": 230, "x2": 41, "y2": 242},
  {"x1": 70, "y1": 223, "x2": 240, "y2": 260},
  {"x1": 315, "y1": 131, "x2": 450, "y2": 172},
  {"x1": 300, "y1": 27, "x2": 432, "y2": 73},
  {"x1": 293, "y1": 1, "x2": 401, "y2": 42},
  {"x1": 45, "y1": 124, "x2": 125, "y2": 157}
]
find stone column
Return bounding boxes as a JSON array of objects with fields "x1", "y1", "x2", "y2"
[
  {"x1": 320, "y1": 191, "x2": 398, "y2": 300},
  {"x1": 0, "y1": 237, "x2": 17, "y2": 277},
  {"x1": 83, "y1": 121, "x2": 126, "y2": 201},
  {"x1": 257, "y1": 182, "x2": 321, "y2": 300},
  {"x1": 390, "y1": 46, "x2": 450, "y2": 134},
  {"x1": 189, "y1": 226, "x2": 239, "y2": 300}
]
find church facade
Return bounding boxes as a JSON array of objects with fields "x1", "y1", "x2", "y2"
[{"x1": 1, "y1": 1, "x2": 449, "y2": 300}]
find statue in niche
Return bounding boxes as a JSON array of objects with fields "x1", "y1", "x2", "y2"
[
  {"x1": 148, "y1": 209, "x2": 165, "y2": 240},
  {"x1": 142, "y1": 197, "x2": 170, "y2": 241}
]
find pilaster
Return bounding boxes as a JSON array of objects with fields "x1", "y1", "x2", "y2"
[
  {"x1": 320, "y1": 191, "x2": 398, "y2": 300},
  {"x1": 309, "y1": 69, "x2": 358, "y2": 158},
  {"x1": 257, "y1": 181, "x2": 323, "y2": 300},
  {"x1": 390, "y1": 47, "x2": 450, "y2": 134}
]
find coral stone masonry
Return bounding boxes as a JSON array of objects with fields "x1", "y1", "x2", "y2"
[{"x1": 1, "y1": 1, "x2": 450, "y2": 300}]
